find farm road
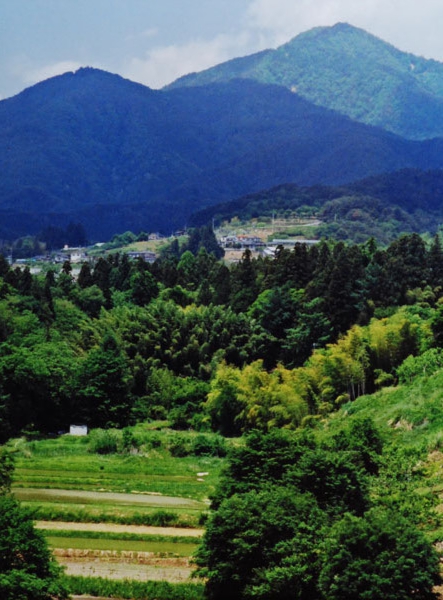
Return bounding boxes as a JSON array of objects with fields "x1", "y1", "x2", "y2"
[{"x1": 36, "y1": 520, "x2": 204, "y2": 537}]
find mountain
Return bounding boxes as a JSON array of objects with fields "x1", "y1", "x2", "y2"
[
  {"x1": 3, "y1": 68, "x2": 443, "y2": 240},
  {"x1": 167, "y1": 23, "x2": 443, "y2": 141}
]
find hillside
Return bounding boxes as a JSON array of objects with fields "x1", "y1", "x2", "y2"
[
  {"x1": 190, "y1": 169, "x2": 443, "y2": 244},
  {"x1": 2, "y1": 222, "x2": 443, "y2": 595},
  {"x1": 3, "y1": 68, "x2": 443, "y2": 240},
  {"x1": 168, "y1": 22, "x2": 443, "y2": 141}
]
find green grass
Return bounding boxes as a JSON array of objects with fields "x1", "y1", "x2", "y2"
[
  {"x1": 24, "y1": 504, "x2": 204, "y2": 527},
  {"x1": 11, "y1": 433, "x2": 223, "y2": 499},
  {"x1": 46, "y1": 534, "x2": 198, "y2": 555},
  {"x1": 64, "y1": 575, "x2": 204, "y2": 600},
  {"x1": 324, "y1": 369, "x2": 443, "y2": 450},
  {"x1": 43, "y1": 529, "x2": 200, "y2": 544},
  {"x1": 8, "y1": 430, "x2": 223, "y2": 526}
]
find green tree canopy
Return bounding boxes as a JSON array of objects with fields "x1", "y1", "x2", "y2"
[
  {"x1": 0, "y1": 454, "x2": 68, "y2": 600},
  {"x1": 319, "y1": 509, "x2": 441, "y2": 600},
  {"x1": 196, "y1": 487, "x2": 326, "y2": 600}
]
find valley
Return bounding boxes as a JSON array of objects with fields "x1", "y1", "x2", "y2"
[{"x1": 4, "y1": 19, "x2": 443, "y2": 600}]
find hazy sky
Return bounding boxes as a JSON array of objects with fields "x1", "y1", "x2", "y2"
[{"x1": 3, "y1": 0, "x2": 443, "y2": 100}]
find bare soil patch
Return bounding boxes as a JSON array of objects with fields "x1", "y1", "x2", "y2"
[{"x1": 58, "y1": 549, "x2": 194, "y2": 582}]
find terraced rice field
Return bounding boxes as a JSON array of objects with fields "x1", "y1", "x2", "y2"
[
  {"x1": 38, "y1": 521, "x2": 202, "y2": 583},
  {"x1": 9, "y1": 432, "x2": 224, "y2": 585}
]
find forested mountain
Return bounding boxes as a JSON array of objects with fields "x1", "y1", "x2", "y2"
[
  {"x1": 168, "y1": 22, "x2": 443, "y2": 140},
  {"x1": 191, "y1": 168, "x2": 443, "y2": 244},
  {"x1": 3, "y1": 68, "x2": 443, "y2": 240}
]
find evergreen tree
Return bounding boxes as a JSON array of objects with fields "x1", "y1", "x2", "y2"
[
  {"x1": 76, "y1": 332, "x2": 132, "y2": 427},
  {"x1": 229, "y1": 249, "x2": 258, "y2": 312},
  {"x1": 428, "y1": 233, "x2": 443, "y2": 289}
]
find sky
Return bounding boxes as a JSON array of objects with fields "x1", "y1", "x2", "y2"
[{"x1": 3, "y1": 0, "x2": 443, "y2": 100}]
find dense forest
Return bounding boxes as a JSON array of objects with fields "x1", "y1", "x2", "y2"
[{"x1": 1, "y1": 226, "x2": 443, "y2": 441}]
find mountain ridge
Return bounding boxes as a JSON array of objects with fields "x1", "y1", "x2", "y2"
[
  {"x1": 167, "y1": 23, "x2": 443, "y2": 140},
  {"x1": 3, "y1": 25, "x2": 443, "y2": 239}
]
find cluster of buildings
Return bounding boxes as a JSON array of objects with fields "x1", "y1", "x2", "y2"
[
  {"x1": 218, "y1": 233, "x2": 319, "y2": 259},
  {"x1": 14, "y1": 245, "x2": 158, "y2": 267},
  {"x1": 219, "y1": 234, "x2": 265, "y2": 249}
]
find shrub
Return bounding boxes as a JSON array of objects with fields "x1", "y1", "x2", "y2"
[
  {"x1": 169, "y1": 434, "x2": 191, "y2": 457},
  {"x1": 191, "y1": 434, "x2": 227, "y2": 457},
  {"x1": 397, "y1": 348, "x2": 443, "y2": 384},
  {"x1": 88, "y1": 429, "x2": 121, "y2": 454}
]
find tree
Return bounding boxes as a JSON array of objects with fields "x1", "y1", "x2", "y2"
[
  {"x1": 186, "y1": 225, "x2": 224, "y2": 259},
  {"x1": 0, "y1": 448, "x2": 14, "y2": 494},
  {"x1": 0, "y1": 496, "x2": 68, "y2": 599},
  {"x1": 206, "y1": 361, "x2": 244, "y2": 436},
  {"x1": 282, "y1": 296, "x2": 332, "y2": 367},
  {"x1": 77, "y1": 262, "x2": 94, "y2": 289},
  {"x1": 74, "y1": 284, "x2": 106, "y2": 318},
  {"x1": 92, "y1": 257, "x2": 112, "y2": 307},
  {"x1": 211, "y1": 429, "x2": 314, "y2": 506},
  {"x1": 319, "y1": 509, "x2": 441, "y2": 600},
  {"x1": 0, "y1": 453, "x2": 68, "y2": 600},
  {"x1": 130, "y1": 269, "x2": 158, "y2": 306},
  {"x1": 428, "y1": 233, "x2": 443, "y2": 289},
  {"x1": 330, "y1": 417, "x2": 384, "y2": 475},
  {"x1": 0, "y1": 340, "x2": 81, "y2": 435},
  {"x1": 195, "y1": 487, "x2": 325, "y2": 600},
  {"x1": 287, "y1": 449, "x2": 369, "y2": 516},
  {"x1": 76, "y1": 331, "x2": 132, "y2": 427},
  {"x1": 229, "y1": 249, "x2": 258, "y2": 312}
]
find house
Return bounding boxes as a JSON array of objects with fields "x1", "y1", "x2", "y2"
[
  {"x1": 62, "y1": 246, "x2": 88, "y2": 263},
  {"x1": 126, "y1": 251, "x2": 156, "y2": 263}
]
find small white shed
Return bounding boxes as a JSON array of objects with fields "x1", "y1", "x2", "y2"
[{"x1": 69, "y1": 424, "x2": 88, "y2": 436}]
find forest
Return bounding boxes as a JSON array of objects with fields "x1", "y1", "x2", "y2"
[
  {"x1": 1, "y1": 227, "x2": 443, "y2": 439},
  {"x1": 4, "y1": 227, "x2": 443, "y2": 598}
]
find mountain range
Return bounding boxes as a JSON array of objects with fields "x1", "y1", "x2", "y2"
[{"x1": 2, "y1": 24, "x2": 443, "y2": 240}]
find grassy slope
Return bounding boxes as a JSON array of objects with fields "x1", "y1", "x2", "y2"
[
  {"x1": 10, "y1": 431, "x2": 225, "y2": 527},
  {"x1": 326, "y1": 369, "x2": 443, "y2": 450},
  {"x1": 321, "y1": 368, "x2": 443, "y2": 543}
]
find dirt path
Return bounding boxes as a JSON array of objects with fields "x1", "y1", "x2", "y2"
[{"x1": 36, "y1": 520, "x2": 204, "y2": 537}]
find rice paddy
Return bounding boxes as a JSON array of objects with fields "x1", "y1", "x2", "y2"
[{"x1": 7, "y1": 430, "x2": 225, "y2": 587}]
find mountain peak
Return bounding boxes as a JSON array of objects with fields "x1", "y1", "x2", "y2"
[
  {"x1": 167, "y1": 23, "x2": 443, "y2": 140},
  {"x1": 282, "y1": 21, "x2": 399, "y2": 54}
]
